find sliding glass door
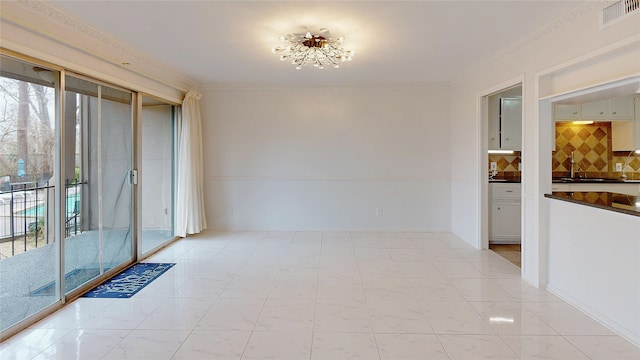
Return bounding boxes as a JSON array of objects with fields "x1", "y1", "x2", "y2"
[
  {"x1": 0, "y1": 52, "x2": 179, "y2": 338},
  {"x1": 140, "y1": 97, "x2": 176, "y2": 255},
  {"x1": 0, "y1": 56, "x2": 60, "y2": 332},
  {"x1": 63, "y1": 75, "x2": 134, "y2": 295}
]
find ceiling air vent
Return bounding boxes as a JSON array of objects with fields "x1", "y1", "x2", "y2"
[{"x1": 601, "y1": 0, "x2": 640, "y2": 28}]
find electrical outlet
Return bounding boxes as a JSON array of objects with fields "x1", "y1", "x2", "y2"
[
  {"x1": 616, "y1": 163, "x2": 623, "y2": 172},
  {"x1": 518, "y1": 163, "x2": 522, "y2": 171},
  {"x1": 375, "y1": 208, "x2": 382, "y2": 216},
  {"x1": 490, "y1": 162, "x2": 497, "y2": 171}
]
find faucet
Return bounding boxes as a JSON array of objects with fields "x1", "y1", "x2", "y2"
[
  {"x1": 570, "y1": 151, "x2": 575, "y2": 179},
  {"x1": 621, "y1": 150, "x2": 634, "y2": 180}
]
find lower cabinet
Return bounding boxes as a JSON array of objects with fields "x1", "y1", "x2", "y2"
[{"x1": 489, "y1": 183, "x2": 521, "y2": 244}]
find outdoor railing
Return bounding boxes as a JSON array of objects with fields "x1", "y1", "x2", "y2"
[
  {"x1": 0, "y1": 180, "x2": 82, "y2": 259},
  {"x1": 0, "y1": 181, "x2": 52, "y2": 258}
]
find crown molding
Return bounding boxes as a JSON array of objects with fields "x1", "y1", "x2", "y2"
[
  {"x1": 201, "y1": 81, "x2": 451, "y2": 91},
  {"x1": 7, "y1": 0, "x2": 199, "y2": 92},
  {"x1": 491, "y1": 1, "x2": 603, "y2": 64}
]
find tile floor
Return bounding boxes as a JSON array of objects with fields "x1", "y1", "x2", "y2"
[{"x1": 1, "y1": 231, "x2": 639, "y2": 359}]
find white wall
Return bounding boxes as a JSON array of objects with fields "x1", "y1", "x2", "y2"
[
  {"x1": 141, "y1": 105, "x2": 173, "y2": 230},
  {"x1": 548, "y1": 199, "x2": 640, "y2": 346},
  {"x1": 201, "y1": 86, "x2": 451, "y2": 231}
]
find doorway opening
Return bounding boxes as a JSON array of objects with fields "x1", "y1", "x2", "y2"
[{"x1": 481, "y1": 80, "x2": 523, "y2": 269}]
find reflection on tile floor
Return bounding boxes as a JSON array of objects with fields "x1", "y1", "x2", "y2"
[{"x1": 2, "y1": 231, "x2": 639, "y2": 359}]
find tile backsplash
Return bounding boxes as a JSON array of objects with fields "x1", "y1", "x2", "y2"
[
  {"x1": 487, "y1": 122, "x2": 640, "y2": 180},
  {"x1": 552, "y1": 122, "x2": 640, "y2": 180},
  {"x1": 489, "y1": 152, "x2": 521, "y2": 179}
]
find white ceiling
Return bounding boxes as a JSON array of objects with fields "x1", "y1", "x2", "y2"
[{"x1": 48, "y1": 1, "x2": 586, "y2": 86}]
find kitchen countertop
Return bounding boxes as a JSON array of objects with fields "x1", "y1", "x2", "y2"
[
  {"x1": 552, "y1": 177, "x2": 640, "y2": 184},
  {"x1": 544, "y1": 191, "x2": 640, "y2": 217},
  {"x1": 489, "y1": 178, "x2": 521, "y2": 183},
  {"x1": 490, "y1": 178, "x2": 640, "y2": 184}
]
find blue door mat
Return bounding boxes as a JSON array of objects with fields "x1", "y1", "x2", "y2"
[{"x1": 82, "y1": 263, "x2": 175, "y2": 298}]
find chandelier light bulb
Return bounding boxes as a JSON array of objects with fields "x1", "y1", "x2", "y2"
[{"x1": 272, "y1": 29, "x2": 354, "y2": 70}]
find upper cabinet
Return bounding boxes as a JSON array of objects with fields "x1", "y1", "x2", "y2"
[
  {"x1": 500, "y1": 98, "x2": 522, "y2": 150},
  {"x1": 605, "y1": 95, "x2": 640, "y2": 151},
  {"x1": 488, "y1": 97, "x2": 500, "y2": 150},
  {"x1": 581, "y1": 99, "x2": 606, "y2": 120},
  {"x1": 607, "y1": 96, "x2": 634, "y2": 120},
  {"x1": 488, "y1": 95, "x2": 522, "y2": 151},
  {"x1": 554, "y1": 103, "x2": 581, "y2": 120},
  {"x1": 554, "y1": 96, "x2": 634, "y2": 121}
]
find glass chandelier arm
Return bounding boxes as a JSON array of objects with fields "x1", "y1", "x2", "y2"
[{"x1": 273, "y1": 31, "x2": 354, "y2": 69}]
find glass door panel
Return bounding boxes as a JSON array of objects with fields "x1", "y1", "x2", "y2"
[
  {"x1": 0, "y1": 56, "x2": 59, "y2": 332},
  {"x1": 99, "y1": 86, "x2": 133, "y2": 271},
  {"x1": 63, "y1": 75, "x2": 133, "y2": 294},
  {"x1": 140, "y1": 97, "x2": 175, "y2": 254}
]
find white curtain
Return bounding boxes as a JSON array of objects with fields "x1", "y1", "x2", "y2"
[{"x1": 176, "y1": 90, "x2": 207, "y2": 237}]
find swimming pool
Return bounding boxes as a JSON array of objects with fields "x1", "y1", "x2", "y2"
[{"x1": 17, "y1": 193, "x2": 80, "y2": 217}]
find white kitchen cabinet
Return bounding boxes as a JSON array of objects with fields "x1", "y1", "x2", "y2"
[
  {"x1": 500, "y1": 98, "x2": 522, "y2": 150},
  {"x1": 554, "y1": 103, "x2": 580, "y2": 120},
  {"x1": 581, "y1": 99, "x2": 606, "y2": 120},
  {"x1": 607, "y1": 96, "x2": 634, "y2": 120},
  {"x1": 488, "y1": 97, "x2": 522, "y2": 151},
  {"x1": 491, "y1": 203, "x2": 521, "y2": 241},
  {"x1": 551, "y1": 183, "x2": 571, "y2": 192},
  {"x1": 554, "y1": 96, "x2": 633, "y2": 121},
  {"x1": 489, "y1": 183, "x2": 521, "y2": 244}
]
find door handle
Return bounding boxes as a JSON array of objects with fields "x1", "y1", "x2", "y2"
[{"x1": 129, "y1": 170, "x2": 138, "y2": 185}]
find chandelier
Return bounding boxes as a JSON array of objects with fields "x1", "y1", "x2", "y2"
[{"x1": 272, "y1": 30, "x2": 355, "y2": 70}]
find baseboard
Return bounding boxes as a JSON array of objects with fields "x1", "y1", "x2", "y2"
[
  {"x1": 205, "y1": 226, "x2": 451, "y2": 233},
  {"x1": 546, "y1": 284, "x2": 640, "y2": 347},
  {"x1": 489, "y1": 240, "x2": 521, "y2": 245}
]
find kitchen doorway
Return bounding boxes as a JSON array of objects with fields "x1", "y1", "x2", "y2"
[{"x1": 480, "y1": 79, "x2": 523, "y2": 269}]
